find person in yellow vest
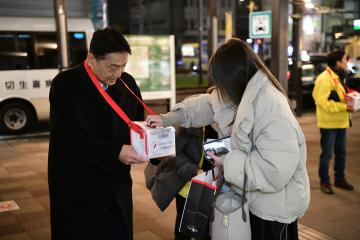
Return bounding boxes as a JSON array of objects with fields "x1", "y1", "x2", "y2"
[{"x1": 312, "y1": 50, "x2": 354, "y2": 194}]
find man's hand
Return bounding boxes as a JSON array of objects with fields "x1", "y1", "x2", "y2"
[
  {"x1": 346, "y1": 100, "x2": 354, "y2": 112},
  {"x1": 146, "y1": 115, "x2": 163, "y2": 128},
  {"x1": 119, "y1": 145, "x2": 148, "y2": 165},
  {"x1": 347, "y1": 105, "x2": 354, "y2": 112}
]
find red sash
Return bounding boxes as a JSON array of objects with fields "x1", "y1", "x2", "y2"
[
  {"x1": 326, "y1": 67, "x2": 355, "y2": 97},
  {"x1": 326, "y1": 67, "x2": 348, "y2": 98},
  {"x1": 83, "y1": 60, "x2": 155, "y2": 137}
]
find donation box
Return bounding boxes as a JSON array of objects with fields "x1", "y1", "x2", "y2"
[
  {"x1": 347, "y1": 91, "x2": 360, "y2": 112},
  {"x1": 131, "y1": 121, "x2": 176, "y2": 159}
]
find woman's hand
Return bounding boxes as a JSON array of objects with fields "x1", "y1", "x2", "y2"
[
  {"x1": 146, "y1": 115, "x2": 164, "y2": 128},
  {"x1": 206, "y1": 151, "x2": 222, "y2": 168}
]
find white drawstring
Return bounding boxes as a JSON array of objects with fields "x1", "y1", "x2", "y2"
[{"x1": 279, "y1": 223, "x2": 288, "y2": 240}]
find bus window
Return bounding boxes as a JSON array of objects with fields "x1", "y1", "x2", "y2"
[
  {"x1": 33, "y1": 32, "x2": 58, "y2": 69},
  {"x1": 0, "y1": 32, "x2": 32, "y2": 70},
  {"x1": 0, "y1": 31, "x2": 88, "y2": 71}
]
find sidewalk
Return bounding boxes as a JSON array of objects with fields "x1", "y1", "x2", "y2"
[
  {"x1": 0, "y1": 112, "x2": 358, "y2": 240},
  {"x1": 296, "y1": 112, "x2": 360, "y2": 240}
]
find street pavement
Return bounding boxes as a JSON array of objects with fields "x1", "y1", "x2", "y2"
[{"x1": 0, "y1": 111, "x2": 358, "y2": 240}]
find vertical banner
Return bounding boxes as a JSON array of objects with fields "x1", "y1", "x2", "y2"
[{"x1": 225, "y1": 11, "x2": 233, "y2": 42}]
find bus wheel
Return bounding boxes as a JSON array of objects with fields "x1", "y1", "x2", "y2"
[{"x1": 0, "y1": 102, "x2": 34, "y2": 134}]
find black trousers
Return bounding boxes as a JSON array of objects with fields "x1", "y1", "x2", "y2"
[{"x1": 250, "y1": 212, "x2": 298, "y2": 240}]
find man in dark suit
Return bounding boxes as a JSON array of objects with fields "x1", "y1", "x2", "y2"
[{"x1": 48, "y1": 28, "x2": 148, "y2": 240}]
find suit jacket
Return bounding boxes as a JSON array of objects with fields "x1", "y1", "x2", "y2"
[
  {"x1": 48, "y1": 64, "x2": 144, "y2": 240},
  {"x1": 312, "y1": 67, "x2": 350, "y2": 129}
]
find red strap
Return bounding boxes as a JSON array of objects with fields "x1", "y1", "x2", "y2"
[
  {"x1": 326, "y1": 67, "x2": 347, "y2": 99},
  {"x1": 191, "y1": 178, "x2": 217, "y2": 190},
  {"x1": 119, "y1": 78, "x2": 156, "y2": 115},
  {"x1": 83, "y1": 60, "x2": 143, "y2": 135},
  {"x1": 346, "y1": 86, "x2": 356, "y2": 93}
]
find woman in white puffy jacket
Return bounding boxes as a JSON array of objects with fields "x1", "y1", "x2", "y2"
[{"x1": 147, "y1": 38, "x2": 310, "y2": 240}]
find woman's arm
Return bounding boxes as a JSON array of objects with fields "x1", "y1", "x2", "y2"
[
  {"x1": 223, "y1": 117, "x2": 301, "y2": 193},
  {"x1": 147, "y1": 93, "x2": 215, "y2": 128}
]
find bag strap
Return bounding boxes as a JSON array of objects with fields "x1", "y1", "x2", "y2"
[
  {"x1": 119, "y1": 78, "x2": 156, "y2": 115},
  {"x1": 241, "y1": 171, "x2": 247, "y2": 222},
  {"x1": 211, "y1": 168, "x2": 248, "y2": 222},
  {"x1": 84, "y1": 60, "x2": 152, "y2": 135},
  {"x1": 239, "y1": 130, "x2": 252, "y2": 222}
]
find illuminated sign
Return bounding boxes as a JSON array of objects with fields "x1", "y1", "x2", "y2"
[
  {"x1": 354, "y1": 19, "x2": 360, "y2": 30},
  {"x1": 249, "y1": 11, "x2": 272, "y2": 39}
]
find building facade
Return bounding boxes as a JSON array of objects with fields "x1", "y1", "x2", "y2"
[
  {"x1": 0, "y1": 0, "x2": 90, "y2": 18},
  {"x1": 129, "y1": 0, "x2": 231, "y2": 43}
]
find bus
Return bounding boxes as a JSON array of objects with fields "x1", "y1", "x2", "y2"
[{"x1": 0, "y1": 17, "x2": 93, "y2": 134}]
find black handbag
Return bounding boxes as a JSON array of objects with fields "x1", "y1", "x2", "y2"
[{"x1": 179, "y1": 169, "x2": 218, "y2": 239}]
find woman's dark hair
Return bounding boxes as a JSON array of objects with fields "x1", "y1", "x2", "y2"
[
  {"x1": 327, "y1": 50, "x2": 345, "y2": 69},
  {"x1": 208, "y1": 38, "x2": 288, "y2": 107},
  {"x1": 89, "y1": 28, "x2": 131, "y2": 59}
]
